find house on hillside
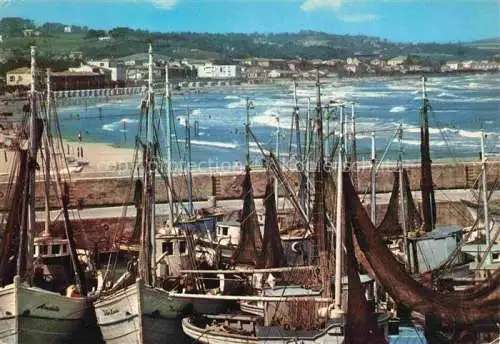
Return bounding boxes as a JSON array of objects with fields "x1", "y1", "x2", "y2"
[
  {"x1": 197, "y1": 63, "x2": 241, "y2": 79},
  {"x1": 346, "y1": 57, "x2": 360, "y2": 65},
  {"x1": 64, "y1": 26, "x2": 72, "y2": 33},
  {"x1": 6, "y1": 67, "x2": 32, "y2": 87},
  {"x1": 387, "y1": 56, "x2": 407, "y2": 66},
  {"x1": 87, "y1": 59, "x2": 126, "y2": 83}
]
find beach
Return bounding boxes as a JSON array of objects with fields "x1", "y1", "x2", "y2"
[{"x1": 0, "y1": 140, "x2": 136, "y2": 177}]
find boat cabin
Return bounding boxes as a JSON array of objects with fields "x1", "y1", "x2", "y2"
[
  {"x1": 215, "y1": 221, "x2": 241, "y2": 246},
  {"x1": 407, "y1": 226, "x2": 466, "y2": 274},
  {"x1": 155, "y1": 233, "x2": 190, "y2": 279},
  {"x1": 34, "y1": 237, "x2": 70, "y2": 259}
]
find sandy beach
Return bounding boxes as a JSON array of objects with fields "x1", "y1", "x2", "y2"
[{"x1": 0, "y1": 140, "x2": 136, "y2": 177}]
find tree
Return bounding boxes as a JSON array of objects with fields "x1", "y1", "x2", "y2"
[
  {"x1": 0, "y1": 17, "x2": 35, "y2": 37},
  {"x1": 109, "y1": 27, "x2": 135, "y2": 39},
  {"x1": 86, "y1": 29, "x2": 107, "y2": 39},
  {"x1": 40, "y1": 22, "x2": 66, "y2": 35}
]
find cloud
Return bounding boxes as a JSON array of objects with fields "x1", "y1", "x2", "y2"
[
  {"x1": 149, "y1": 0, "x2": 177, "y2": 9},
  {"x1": 22, "y1": 0, "x2": 178, "y2": 9},
  {"x1": 338, "y1": 13, "x2": 378, "y2": 22},
  {"x1": 301, "y1": 0, "x2": 344, "y2": 11}
]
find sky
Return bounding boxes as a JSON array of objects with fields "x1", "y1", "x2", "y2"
[{"x1": 0, "y1": 0, "x2": 499, "y2": 43}]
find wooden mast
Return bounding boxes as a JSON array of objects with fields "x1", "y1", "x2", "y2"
[
  {"x1": 139, "y1": 43, "x2": 156, "y2": 286},
  {"x1": 164, "y1": 63, "x2": 175, "y2": 232},
  {"x1": 334, "y1": 104, "x2": 344, "y2": 311},
  {"x1": 419, "y1": 76, "x2": 436, "y2": 232},
  {"x1": 313, "y1": 70, "x2": 331, "y2": 299},
  {"x1": 42, "y1": 68, "x2": 51, "y2": 238},
  {"x1": 26, "y1": 45, "x2": 38, "y2": 279},
  {"x1": 480, "y1": 129, "x2": 491, "y2": 264}
]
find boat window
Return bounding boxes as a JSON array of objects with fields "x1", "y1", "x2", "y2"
[
  {"x1": 179, "y1": 241, "x2": 187, "y2": 254},
  {"x1": 52, "y1": 244, "x2": 60, "y2": 255},
  {"x1": 162, "y1": 242, "x2": 174, "y2": 256},
  {"x1": 222, "y1": 227, "x2": 228, "y2": 236},
  {"x1": 40, "y1": 245, "x2": 48, "y2": 256},
  {"x1": 492, "y1": 253, "x2": 499, "y2": 262}
]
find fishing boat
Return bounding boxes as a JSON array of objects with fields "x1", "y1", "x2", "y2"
[
  {"x1": 181, "y1": 72, "x2": 393, "y2": 344},
  {"x1": 93, "y1": 44, "x2": 228, "y2": 344},
  {"x1": 0, "y1": 47, "x2": 96, "y2": 344}
]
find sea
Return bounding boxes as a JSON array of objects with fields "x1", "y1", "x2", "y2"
[{"x1": 56, "y1": 73, "x2": 500, "y2": 170}]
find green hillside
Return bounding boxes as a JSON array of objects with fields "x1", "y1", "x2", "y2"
[{"x1": 0, "y1": 17, "x2": 498, "y2": 76}]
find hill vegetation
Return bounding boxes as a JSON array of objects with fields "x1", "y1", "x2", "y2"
[{"x1": 0, "y1": 17, "x2": 499, "y2": 78}]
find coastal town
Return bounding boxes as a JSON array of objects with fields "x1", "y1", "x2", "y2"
[{"x1": 3, "y1": 53, "x2": 500, "y2": 93}]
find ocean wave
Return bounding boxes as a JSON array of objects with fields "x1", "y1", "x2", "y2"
[
  {"x1": 390, "y1": 106, "x2": 406, "y2": 113},
  {"x1": 226, "y1": 100, "x2": 247, "y2": 109},
  {"x1": 398, "y1": 139, "x2": 447, "y2": 147},
  {"x1": 102, "y1": 118, "x2": 139, "y2": 132},
  {"x1": 437, "y1": 92, "x2": 460, "y2": 98},
  {"x1": 224, "y1": 95, "x2": 241, "y2": 100},
  {"x1": 405, "y1": 125, "x2": 458, "y2": 135},
  {"x1": 433, "y1": 110, "x2": 459, "y2": 113},
  {"x1": 457, "y1": 129, "x2": 483, "y2": 138},
  {"x1": 177, "y1": 139, "x2": 238, "y2": 149},
  {"x1": 190, "y1": 140, "x2": 238, "y2": 149}
]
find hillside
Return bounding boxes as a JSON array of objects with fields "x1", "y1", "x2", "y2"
[
  {"x1": 0, "y1": 17, "x2": 499, "y2": 73},
  {"x1": 465, "y1": 38, "x2": 500, "y2": 52}
]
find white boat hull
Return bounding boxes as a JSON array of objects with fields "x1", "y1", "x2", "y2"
[
  {"x1": 94, "y1": 279, "x2": 229, "y2": 344},
  {"x1": 0, "y1": 277, "x2": 91, "y2": 344},
  {"x1": 182, "y1": 317, "x2": 345, "y2": 344}
]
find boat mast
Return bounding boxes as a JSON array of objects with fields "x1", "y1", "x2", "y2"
[
  {"x1": 186, "y1": 102, "x2": 194, "y2": 215},
  {"x1": 139, "y1": 43, "x2": 156, "y2": 286},
  {"x1": 274, "y1": 115, "x2": 280, "y2": 207},
  {"x1": 27, "y1": 45, "x2": 37, "y2": 277},
  {"x1": 164, "y1": 63, "x2": 175, "y2": 231},
  {"x1": 305, "y1": 98, "x2": 312, "y2": 218},
  {"x1": 42, "y1": 68, "x2": 51, "y2": 237},
  {"x1": 420, "y1": 76, "x2": 436, "y2": 232},
  {"x1": 480, "y1": 129, "x2": 491, "y2": 264},
  {"x1": 292, "y1": 79, "x2": 306, "y2": 211},
  {"x1": 314, "y1": 70, "x2": 331, "y2": 300},
  {"x1": 245, "y1": 97, "x2": 252, "y2": 168},
  {"x1": 370, "y1": 131, "x2": 376, "y2": 223},
  {"x1": 334, "y1": 104, "x2": 344, "y2": 311},
  {"x1": 349, "y1": 103, "x2": 357, "y2": 188},
  {"x1": 398, "y1": 124, "x2": 410, "y2": 271}
]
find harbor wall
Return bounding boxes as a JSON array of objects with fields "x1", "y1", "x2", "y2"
[
  {"x1": 0, "y1": 160, "x2": 497, "y2": 210},
  {"x1": 29, "y1": 200, "x2": 472, "y2": 250}
]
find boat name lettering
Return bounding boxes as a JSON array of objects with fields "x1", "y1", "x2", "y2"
[
  {"x1": 103, "y1": 308, "x2": 119, "y2": 316},
  {"x1": 37, "y1": 304, "x2": 60, "y2": 312}
]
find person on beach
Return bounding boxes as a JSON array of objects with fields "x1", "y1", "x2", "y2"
[{"x1": 77, "y1": 131, "x2": 84, "y2": 158}]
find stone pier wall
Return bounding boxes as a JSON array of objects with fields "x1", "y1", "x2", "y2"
[{"x1": 0, "y1": 160, "x2": 497, "y2": 211}]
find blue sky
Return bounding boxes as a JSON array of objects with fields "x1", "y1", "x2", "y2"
[{"x1": 1, "y1": 0, "x2": 499, "y2": 43}]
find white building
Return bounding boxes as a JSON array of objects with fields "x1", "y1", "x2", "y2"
[
  {"x1": 268, "y1": 70, "x2": 281, "y2": 78},
  {"x1": 387, "y1": 56, "x2": 407, "y2": 66},
  {"x1": 64, "y1": 26, "x2": 72, "y2": 33},
  {"x1": 197, "y1": 64, "x2": 241, "y2": 79},
  {"x1": 346, "y1": 57, "x2": 360, "y2": 66},
  {"x1": 445, "y1": 61, "x2": 461, "y2": 71},
  {"x1": 86, "y1": 59, "x2": 126, "y2": 82}
]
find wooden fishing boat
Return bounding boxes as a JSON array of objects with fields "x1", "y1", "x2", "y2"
[
  {"x1": 0, "y1": 47, "x2": 99, "y2": 344},
  {"x1": 92, "y1": 45, "x2": 230, "y2": 344}
]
